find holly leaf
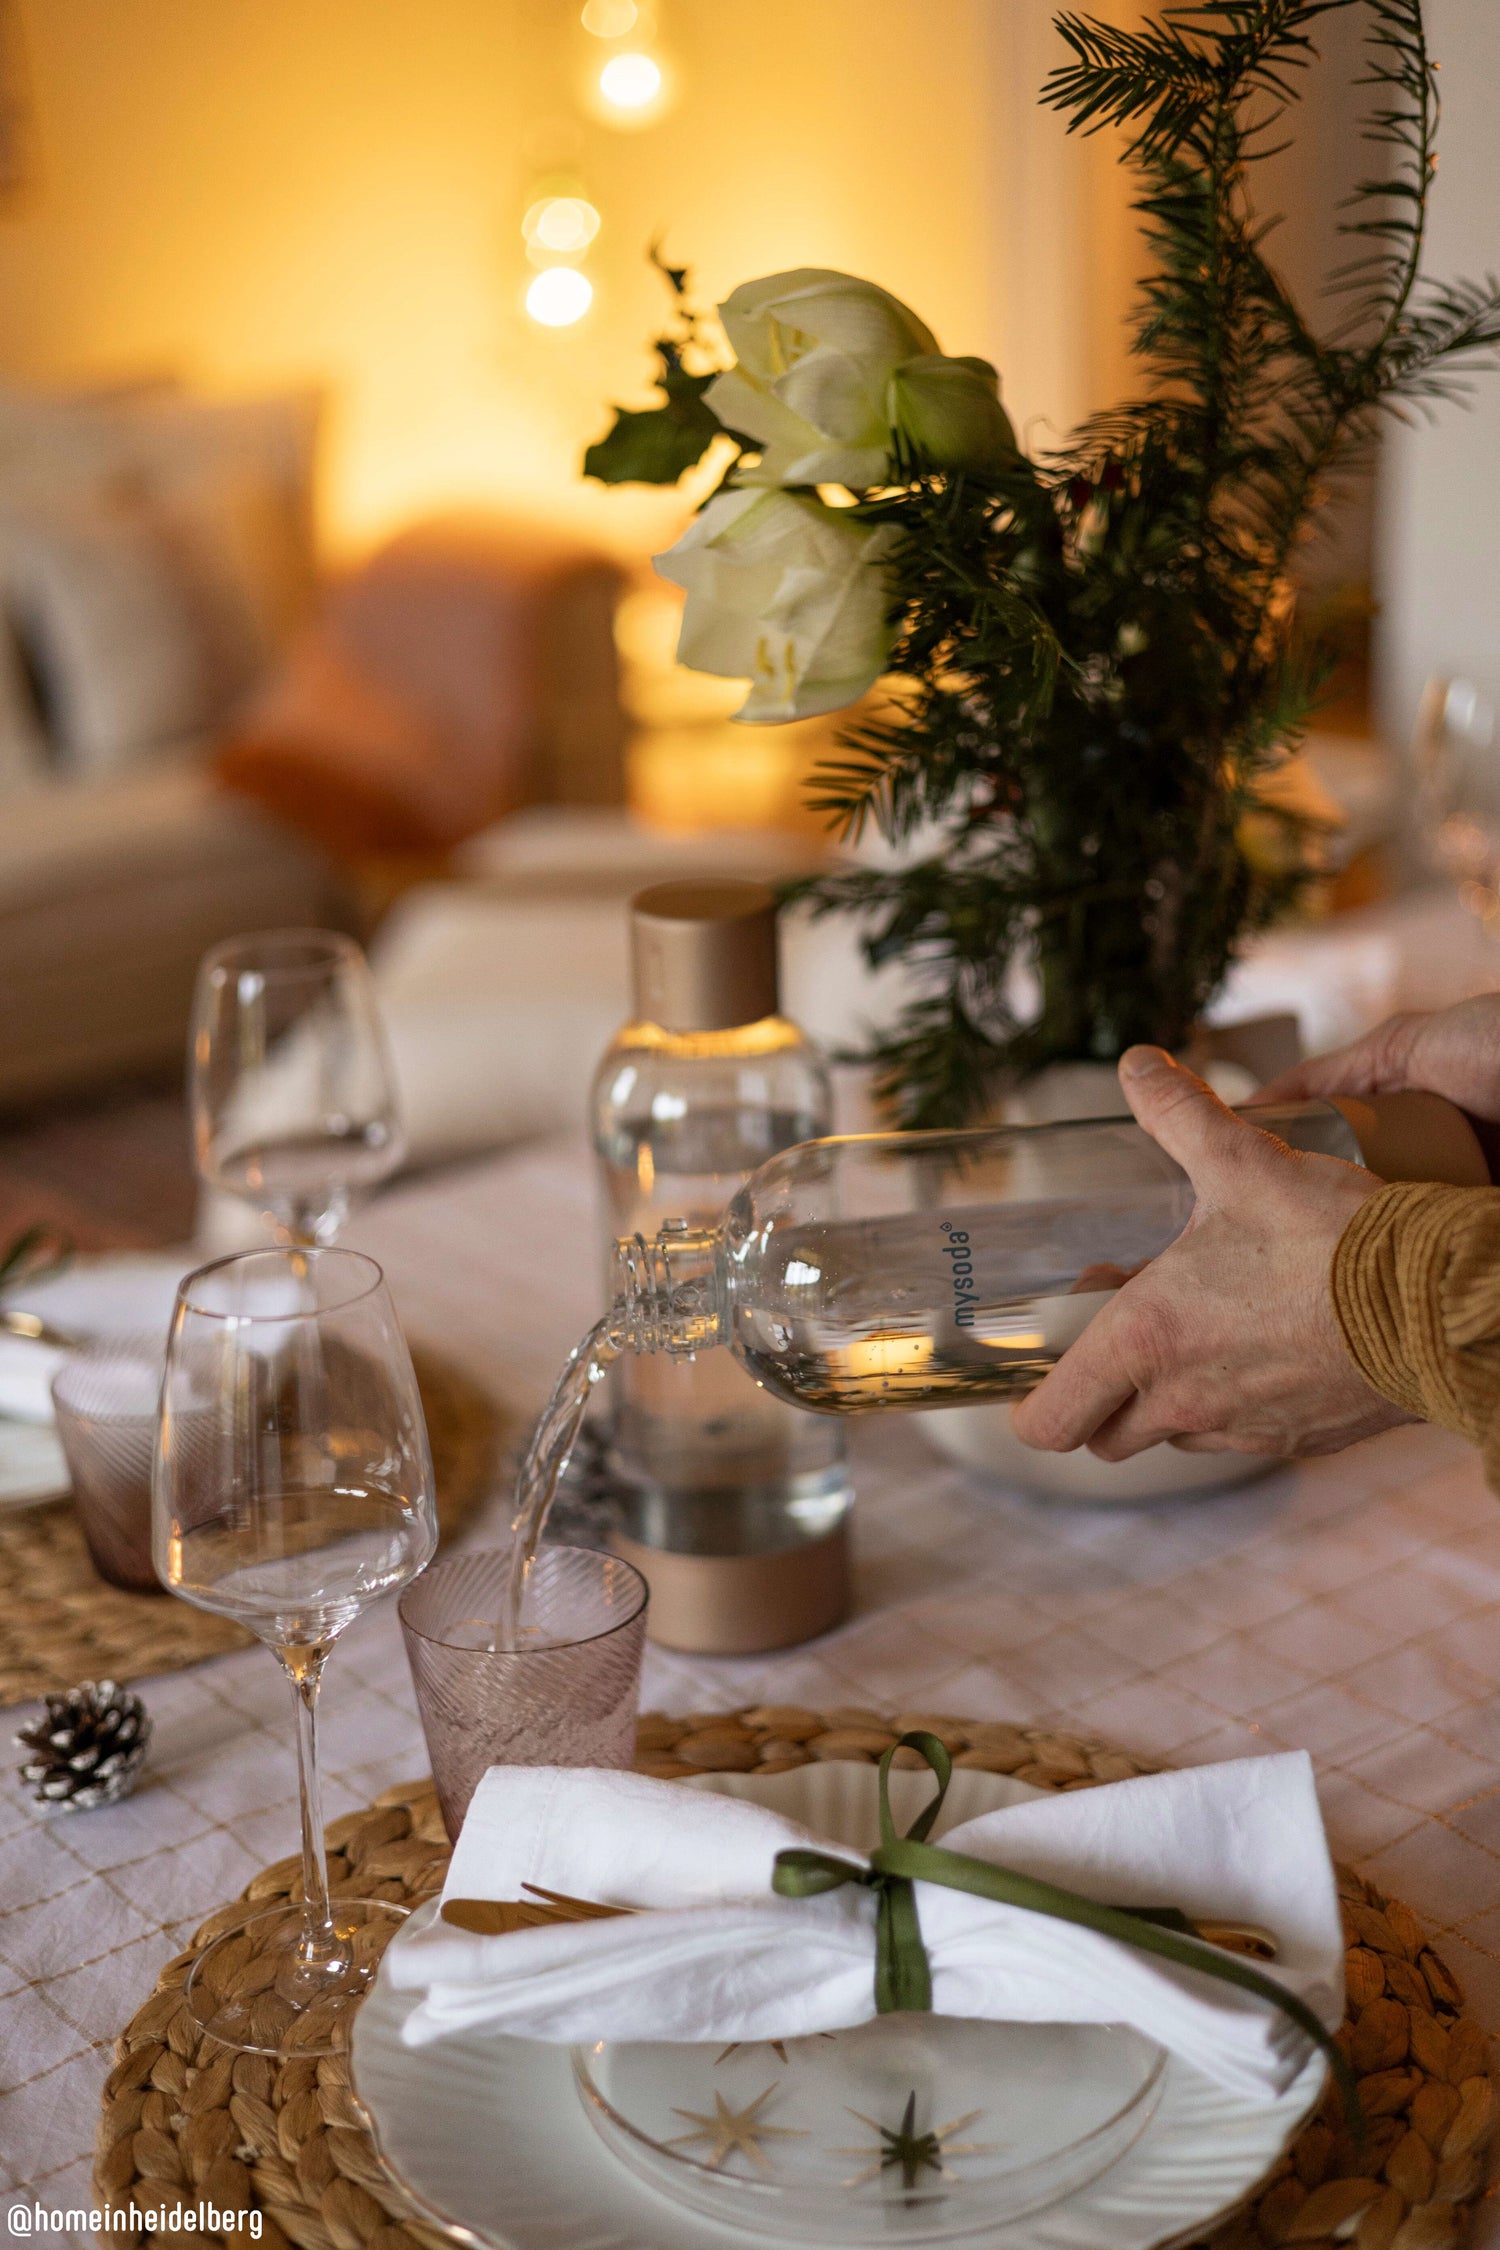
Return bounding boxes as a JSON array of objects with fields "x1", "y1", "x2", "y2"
[
  {"x1": 584, "y1": 348, "x2": 727, "y2": 485},
  {"x1": 649, "y1": 241, "x2": 693, "y2": 299}
]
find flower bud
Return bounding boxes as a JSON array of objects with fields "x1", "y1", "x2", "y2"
[{"x1": 889, "y1": 355, "x2": 1017, "y2": 474}]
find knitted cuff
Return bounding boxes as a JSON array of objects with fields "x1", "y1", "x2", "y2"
[{"x1": 1331, "y1": 1182, "x2": 1489, "y2": 1437}]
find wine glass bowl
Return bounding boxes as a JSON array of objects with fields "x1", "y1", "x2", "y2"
[
  {"x1": 154, "y1": 1246, "x2": 438, "y2": 2054},
  {"x1": 1416, "y1": 677, "x2": 1500, "y2": 939},
  {"x1": 191, "y1": 928, "x2": 404, "y2": 1246}
]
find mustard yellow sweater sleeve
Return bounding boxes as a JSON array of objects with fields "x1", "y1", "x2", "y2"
[{"x1": 1332, "y1": 1182, "x2": 1500, "y2": 1491}]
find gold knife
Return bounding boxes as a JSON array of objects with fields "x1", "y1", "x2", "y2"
[{"x1": 440, "y1": 1885, "x2": 635, "y2": 1936}]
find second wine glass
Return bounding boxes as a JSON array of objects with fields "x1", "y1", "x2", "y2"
[
  {"x1": 153, "y1": 1246, "x2": 438, "y2": 2055},
  {"x1": 191, "y1": 928, "x2": 404, "y2": 1245}
]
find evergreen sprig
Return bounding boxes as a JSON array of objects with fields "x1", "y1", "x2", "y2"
[
  {"x1": 585, "y1": 4, "x2": 1500, "y2": 1126},
  {"x1": 796, "y1": 0, "x2": 1500, "y2": 1124}
]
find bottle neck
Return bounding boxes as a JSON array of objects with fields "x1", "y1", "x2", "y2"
[{"x1": 611, "y1": 1223, "x2": 728, "y2": 1356}]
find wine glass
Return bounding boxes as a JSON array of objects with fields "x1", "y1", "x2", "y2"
[
  {"x1": 191, "y1": 929, "x2": 404, "y2": 1246},
  {"x1": 154, "y1": 1246, "x2": 438, "y2": 2055},
  {"x1": 1416, "y1": 676, "x2": 1500, "y2": 935}
]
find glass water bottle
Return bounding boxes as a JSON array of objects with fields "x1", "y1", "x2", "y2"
[
  {"x1": 610, "y1": 1092, "x2": 1487, "y2": 1414},
  {"x1": 592, "y1": 880, "x2": 851, "y2": 1652}
]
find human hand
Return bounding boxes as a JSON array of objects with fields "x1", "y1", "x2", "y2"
[
  {"x1": 1010, "y1": 1046, "x2": 1410, "y2": 1462},
  {"x1": 1261, "y1": 997, "x2": 1500, "y2": 1123}
]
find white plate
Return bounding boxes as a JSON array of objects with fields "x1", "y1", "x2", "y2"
[
  {"x1": 574, "y1": 2014, "x2": 1167, "y2": 2243},
  {"x1": 0, "y1": 1420, "x2": 69, "y2": 1509},
  {"x1": 2, "y1": 1250, "x2": 187, "y2": 1343},
  {"x1": 351, "y1": 1764, "x2": 1323, "y2": 2250},
  {"x1": 0, "y1": 1253, "x2": 188, "y2": 1510}
]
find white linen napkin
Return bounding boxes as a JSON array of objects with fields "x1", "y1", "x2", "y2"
[{"x1": 388, "y1": 1752, "x2": 1343, "y2": 2103}]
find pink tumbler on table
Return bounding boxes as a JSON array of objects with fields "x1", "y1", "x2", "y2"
[
  {"x1": 399, "y1": 1546, "x2": 647, "y2": 1839},
  {"x1": 52, "y1": 1342, "x2": 165, "y2": 1594}
]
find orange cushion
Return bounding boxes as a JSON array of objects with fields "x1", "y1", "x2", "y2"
[
  {"x1": 215, "y1": 517, "x2": 623, "y2": 854},
  {"x1": 216, "y1": 634, "x2": 512, "y2": 853}
]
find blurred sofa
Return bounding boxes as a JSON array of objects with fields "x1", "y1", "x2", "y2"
[
  {"x1": 0, "y1": 378, "x2": 344, "y2": 1104},
  {"x1": 0, "y1": 763, "x2": 338, "y2": 1106},
  {"x1": 0, "y1": 378, "x2": 626, "y2": 1108}
]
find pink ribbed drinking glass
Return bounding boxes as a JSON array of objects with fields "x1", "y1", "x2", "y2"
[
  {"x1": 399, "y1": 1546, "x2": 648, "y2": 1839},
  {"x1": 52, "y1": 1341, "x2": 166, "y2": 1594}
]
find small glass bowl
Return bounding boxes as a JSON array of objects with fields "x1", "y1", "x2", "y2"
[{"x1": 573, "y1": 2013, "x2": 1166, "y2": 2245}]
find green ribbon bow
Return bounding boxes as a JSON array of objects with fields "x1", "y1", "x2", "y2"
[{"x1": 771, "y1": 1731, "x2": 1359, "y2": 2145}]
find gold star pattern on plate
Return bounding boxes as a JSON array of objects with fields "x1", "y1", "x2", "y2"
[
  {"x1": 716, "y1": 2039, "x2": 792, "y2": 2066},
  {"x1": 714, "y1": 2032, "x2": 837, "y2": 2066},
  {"x1": 833, "y1": 2088, "x2": 994, "y2": 2192},
  {"x1": 667, "y1": 2084, "x2": 809, "y2": 2172}
]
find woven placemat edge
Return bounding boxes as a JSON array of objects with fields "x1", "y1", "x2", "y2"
[{"x1": 91, "y1": 1707, "x2": 1499, "y2": 2250}]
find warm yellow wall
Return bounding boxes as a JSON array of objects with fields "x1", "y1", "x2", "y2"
[{"x1": 0, "y1": 0, "x2": 1137, "y2": 555}]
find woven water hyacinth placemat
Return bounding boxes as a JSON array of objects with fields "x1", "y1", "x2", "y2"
[
  {"x1": 0, "y1": 1352, "x2": 505, "y2": 1708},
  {"x1": 95, "y1": 1706, "x2": 1498, "y2": 2250}
]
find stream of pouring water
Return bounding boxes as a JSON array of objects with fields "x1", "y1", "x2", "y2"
[{"x1": 499, "y1": 1313, "x2": 620, "y2": 1647}]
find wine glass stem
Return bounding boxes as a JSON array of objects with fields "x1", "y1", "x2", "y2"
[
  {"x1": 282, "y1": 1644, "x2": 341, "y2": 1966},
  {"x1": 275, "y1": 1217, "x2": 326, "y2": 1250}
]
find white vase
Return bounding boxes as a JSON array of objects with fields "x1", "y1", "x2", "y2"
[
  {"x1": 920, "y1": 1054, "x2": 1275, "y2": 1507},
  {"x1": 923, "y1": 1406, "x2": 1277, "y2": 1506}
]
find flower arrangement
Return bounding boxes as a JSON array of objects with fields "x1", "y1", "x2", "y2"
[{"x1": 587, "y1": 5, "x2": 1500, "y2": 1127}]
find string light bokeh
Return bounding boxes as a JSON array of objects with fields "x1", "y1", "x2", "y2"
[
  {"x1": 525, "y1": 264, "x2": 594, "y2": 326},
  {"x1": 580, "y1": 0, "x2": 638, "y2": 35},
  {"x1": 523, "y1": 194, "x2": 601, "y2": 259},
  {"x1": 521, "y1": 0, "x2": 672, "y2": 325},
  {"x1": 597, "y1": 50, "x2": 664, "y2": 114}
]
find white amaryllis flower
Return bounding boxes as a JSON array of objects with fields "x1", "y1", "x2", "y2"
[
  {"x1": 707, "y1": 268, "x2": 1015, "y2": 489},
  {"x1": 708, "y1": 268, "x2": 938, "y2": 489},
  {"x1": 654, "y1": 487, "x2": 898, "y2": 724}
]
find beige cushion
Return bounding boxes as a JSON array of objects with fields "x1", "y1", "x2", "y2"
[
  {"x1": 111, "y1": 389, "x2": 322, "y2": 638},
  {"x1": 2, "y1": 485, "x2": 271, "y2": 772},
  {"x1": 0, "y1": 381, "x2": 320, "y2": 611},
  {"x1": 369, "y1": 882, "x2": 631, "y2": 1161},
  {"x1": 0, "y1": 384, "x2": 322, "y2": 773}
]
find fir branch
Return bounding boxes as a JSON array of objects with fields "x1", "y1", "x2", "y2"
[
  {"x1": 1046, "y1": 2, "x2": 1350, "y2": 163},
  {"x1": 631, "y1": 2, "x2": 1498, "y2": 1123},
  {"x1": 1329, "y1": 0, "x2": 1434, "y2": 346}
]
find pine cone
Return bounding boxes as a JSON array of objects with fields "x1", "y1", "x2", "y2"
[{"x1": 16, "y1": 1679, "x2": 151, "y2": 1811}]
